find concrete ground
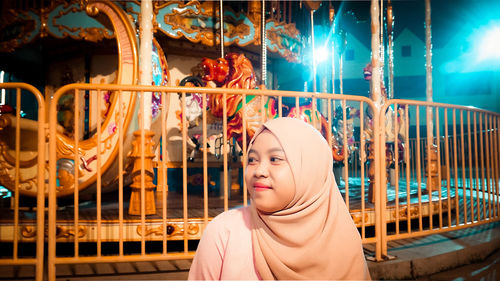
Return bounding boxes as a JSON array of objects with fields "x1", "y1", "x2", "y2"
[
  {"x1": 367, "y1": 222, "x2": 500, "y2": 280},
  {"x1": 1, "y1": 222, "x2": 498, "y2": 280}
]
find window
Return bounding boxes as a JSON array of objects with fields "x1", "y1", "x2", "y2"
[
  {"x1": 402, "y1": 45, "x2": 411, "y2": 57},
  {"x1": 345, "y1": 49, "x2": 355, "y2": 61}
]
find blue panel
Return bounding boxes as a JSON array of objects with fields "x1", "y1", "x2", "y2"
[
  {"x1": 47, "y1": 3, "x2": 112, "y2": 38},
  {"x1": 156, "y1": 2, "x2": 255, "y2": 45},
  {"x1": 265, "y1": 21, "x2": 301, "y2": 60},
  {"x1": 21, "y1": 11, "x2": 41, "y2": 43}
]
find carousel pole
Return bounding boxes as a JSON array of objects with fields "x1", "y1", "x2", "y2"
[
  {"x1": 304, "y1": 1, "x2": 320, "y2": 93},
  {"x1": 425, "y1": 0, "x2": 439, "y2": 193},
  {"x1": 220, "y1": 0, "x2": 225, "y2": 58},
  {"x1": 330, "y1": 4, "x2": 336, "y2": 98},
  {"x1": 129, "y1": 0, "x2": 156, "y2": 215},
  {"x1": 387, "y1": 0, "x2": 394, "y2": 100},
  {"x1": 368, "y1": 0, "x2": 384, "y2": 202},
  {"x1": 304, "y1": 1, "x2": 320, "y2": 130},
  {"x1": 261, "y1": 0, "x2": 267, "y2": 88},
  {"x1": 368, "y1": 0, "x2": 385, "y2": 261},
  {"x1": 221, "y1": 0, "x2": 239, "y2": 196},
  {"x1": 310, "y1": 9, "x2": 317, "y2": 93},
  {"x1": 380, "y1": 0, "x2": 384, "y2": 78}
]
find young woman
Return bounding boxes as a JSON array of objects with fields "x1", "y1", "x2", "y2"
[{"x1": 189, "y1": 117, "x2": 371, "y2": 280}]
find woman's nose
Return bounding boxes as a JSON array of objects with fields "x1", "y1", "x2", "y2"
[{"x1": 254, "y1": 162, "x2": 269, "y2": 177}]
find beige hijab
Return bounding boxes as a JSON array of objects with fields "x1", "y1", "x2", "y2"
[{"x1": 249, "y1": 117, "x2": 370, "y2": 280}]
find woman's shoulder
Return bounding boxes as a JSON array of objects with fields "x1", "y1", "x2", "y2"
[
  {"x1": 202, "y1": 206, "x2": 251, "y2": 238},
  {"x1": 208, "y1": 205, "x2": 250, "y2": 228}
]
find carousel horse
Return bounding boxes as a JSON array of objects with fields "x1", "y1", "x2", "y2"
[{"x1": 178, "y1": 52, "x2": 356, "y2": 162}]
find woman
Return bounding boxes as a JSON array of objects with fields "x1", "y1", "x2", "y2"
[{"x1": 189, "y1": 117, "x2": 370, "y2": 280}]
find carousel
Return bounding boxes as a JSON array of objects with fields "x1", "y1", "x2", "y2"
[{"x1": 0, "y1": 1, "x2": 498, "y2": 280}]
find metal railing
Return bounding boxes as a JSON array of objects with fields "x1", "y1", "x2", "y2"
[
  {"x1": 379, "y1": 100, "x2": 500, "y2": 257},
  {"x1": 0, "y1": 83, "x2": 498, "y2": 280},
  {"x1": 0, "y1": 83, "x2": 45, "y2": 281}
]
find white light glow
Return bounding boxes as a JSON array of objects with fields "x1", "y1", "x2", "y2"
[
  {"x1": 477, "y1": 26, "x2": 500, "y2": 61},
  {"x1": 315, "y1": 47, "x2": 329, "y2": 63}
]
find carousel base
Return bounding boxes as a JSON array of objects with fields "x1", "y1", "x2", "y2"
[
  {"x1": 2, "y1": 177, "x2": 492, "y2": 243},
  {"x1": 0, "y1": 221, "x2": 498, "y2": 280}
]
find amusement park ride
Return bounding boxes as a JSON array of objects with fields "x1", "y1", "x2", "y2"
[{"x1": 0, "y1": 1, "x2": 499, "y2": 280}]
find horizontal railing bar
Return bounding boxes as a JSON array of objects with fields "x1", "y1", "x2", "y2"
[
  {"x1": 0, "y1": 259, "x2": 38, "y2": 265},
  {"x1": 386, "y1": 218, "x2": 500, "y2": 241},
  {"x1": 52, "y1": 83, "x2": 376, "y2": 104},
  {"x1": 382, "y1": 99, "x2": 500, "y2": 116},
  {"x1": 53, "y1": 253, "x2": 196, "y2": 264}
]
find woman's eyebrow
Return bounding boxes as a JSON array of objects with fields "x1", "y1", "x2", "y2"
[{"x1": 267, "y1": 147, "x2": 285, "y2": 154}]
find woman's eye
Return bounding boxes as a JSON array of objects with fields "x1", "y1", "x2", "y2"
[
  {"x1": 248, "y1": 157, "x2": 256, "y2": 164},
  {"x1": 270, "y1": 156, "x2": 283, "y2": 163}
]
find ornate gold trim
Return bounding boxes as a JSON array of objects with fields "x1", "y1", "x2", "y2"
[
  {"x1": 52, "y1": 0, "x2": 139, "y2": 197},
  {"x1": 49, "y1": 1, "x2": 114, "y2": 42},
  {"x1": 20, "y1": 225, "x2": 87, "y2": 239},
  {"x1": 137, "y1": 223, "x2": 200, "y2": 238}
]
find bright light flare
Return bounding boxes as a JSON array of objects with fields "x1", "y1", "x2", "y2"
[
  {"x1": 477, "y1": 26, "x2": 500, "y2": 61},
  {"x1": 315, "y1": 47, "x2": 329, "y2": 63}
]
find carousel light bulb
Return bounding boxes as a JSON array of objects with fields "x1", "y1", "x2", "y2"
[{"x1": 315, "y1": 47, "x2": 329, "y2": 63}]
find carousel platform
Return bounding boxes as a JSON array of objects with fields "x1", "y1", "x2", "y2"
[
  {"x1": 2, "y1": 174, "x2": 497, "y2": 243},
  {"x1": 0, "y1": 221, "x2": 498, "y2": 280}
]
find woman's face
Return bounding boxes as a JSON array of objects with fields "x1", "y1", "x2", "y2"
[{"x1": 245, "y1": 129, "x2": 296, "y2": 213}]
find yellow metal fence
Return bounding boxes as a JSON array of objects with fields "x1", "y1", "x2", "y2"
[
  {"x1": 0, "y1": 83, "x2": 45, "y2": 281},
  {"x1": 0, "y1": 83, "x2": 499, "y2": 280}
]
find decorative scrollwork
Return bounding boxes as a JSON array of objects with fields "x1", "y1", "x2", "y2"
[
  {"x1": 0, "y1": 142, "x2": 39, "y2": 193},
  {"x1": 0, "y1": 115, "x2": 12, "y2": 130},
  {"x1": 266, "y1": 21, "x2": 301, "y2": 62},
  {"x1": 85, "y1": 1, "x2": 100, "y2": 17},
  {"x1": 21, "y1": 225, "x2": 87, "y2": 239},
  {"x1": 396, "y1": 205, "x2": 420, "y2": 219},
  {"x1": 21, "y1": 225, "x2": 37, "y2": 238},
  {"x1": 156, "y1": 1, "x2": 255, "y2": 48},
  {"x1": 137, "y1": 223, "x2": 200, "y2": 238},
  {"x1": 49, "y1": 2, "x2": 114, "y2": 42},
  {"x1": 55, "y1": 225, "x2": 87, "y2": 239},
  {"x1": 351, "y1": 213, "x2": 370, "y2": 226}
]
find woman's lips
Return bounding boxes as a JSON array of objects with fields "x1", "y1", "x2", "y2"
[{"x1": 253, "y1": 182, "x2": 271, "y2": 191}]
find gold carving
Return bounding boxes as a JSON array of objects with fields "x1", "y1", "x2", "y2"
[
  {"x1": 351, "y1": 213, "x2": 370, "y2": 226},
  {"x1": 51, "y1": 2, "x2": 114, "y2": 42},
  {"x1": 57, "y1": 168, "x2": 75, "y2": 191},
  {"x1": 396, "y1": 205, "x2": 420, "y2": 219},
  {"x1": 0, "y1": 10, "x2": 38, "y2": 52},
  {"x1": 0, "y1": 143, "x2": 38, "y2": 194},
  {"x1": 137, "y1": 223, "x2": 200, "y2": 238},
  {"x1": 158, "y1": 1, "x2": 252, "y2": 47},
  {"x1": 21, "y1": 225, "x2": 37, "y2": 238},
  {"x1": 0, "y1": 115, "x2": 12, "y2": 130},
  {"x1": 56, "y1": 225, "x2": 87, "y2": 239},
  {"x1": 266, "y1": 22, "x2": 301, "y2": 62},
  {"x1": 21, "y1": 225, "x2": 87, "y2": 239},
  {"x1": 0, "y1": 142, "x2": 38, "y2": 168},
  {"x1": 425, "y1": 143, "x2": 440, "y2": 192},
  {"x1": 85, "y1": 1, "x2": 100, "y2": 17},
  {"x1": 128, "y1": 130, "x2": 156, "y2": 215}
]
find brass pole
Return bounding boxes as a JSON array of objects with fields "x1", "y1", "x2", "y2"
[
  {"x1": 261, "y1": 0, "x2": 267, "y2": 87},
  {"x1": 220, "y1": 0, "x2": 224, "y2": 58}
]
